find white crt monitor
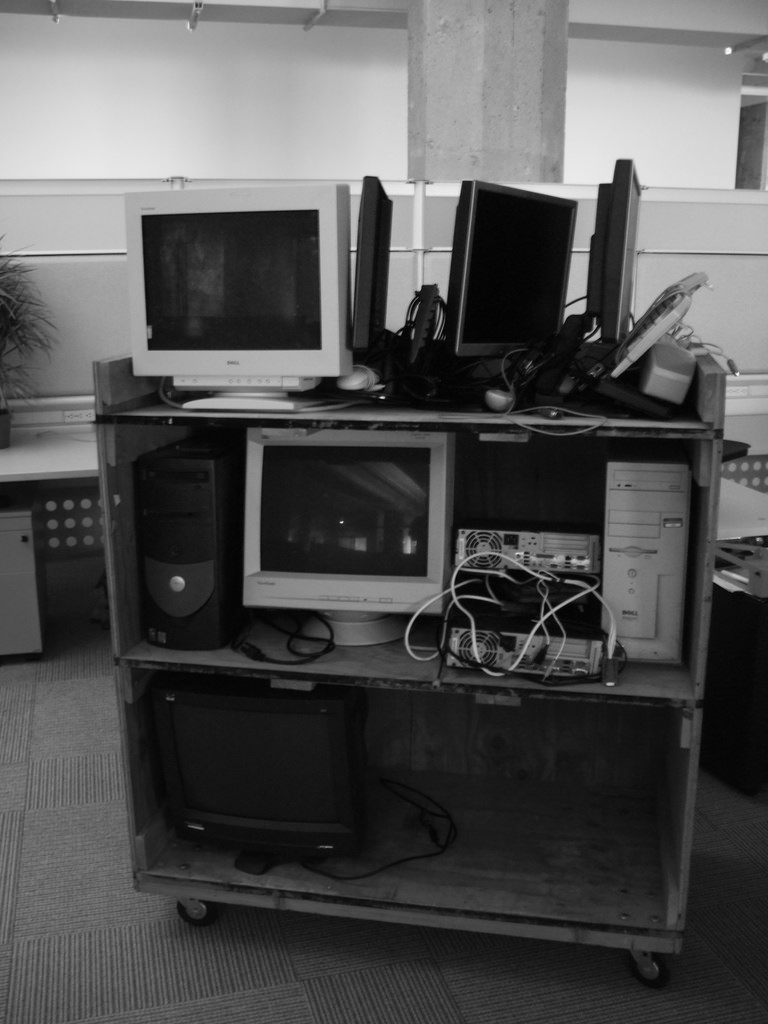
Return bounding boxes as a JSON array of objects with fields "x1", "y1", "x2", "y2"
[
  {"x1": 125, "y1": 184, "x2": 352, "y2": 399},
  {"x1": 243, "y1": 428, "x2": 455, "y2": 646}
]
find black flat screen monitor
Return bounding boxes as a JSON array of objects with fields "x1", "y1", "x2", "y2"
[
  {"x1": 351, "y1": 176, "x2": 393, "y2": 354},
  {"x1": 584, "y1": 182, "x2": 611, "y2": 330},
  {"x1": 445, "y1": 180, "x2": 577, "y2": 358},
  {"x1": 587, "y1": 159, "x2": 642, "y2": 344}
]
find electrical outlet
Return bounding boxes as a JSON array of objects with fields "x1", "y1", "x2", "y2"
[{"x1": 63, "y1": 409, "x2": 95, "y2": 424}]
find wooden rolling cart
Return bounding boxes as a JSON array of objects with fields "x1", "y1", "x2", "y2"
[{"x1": 95, "y1": 354, "x2": 724, "y2": 987}]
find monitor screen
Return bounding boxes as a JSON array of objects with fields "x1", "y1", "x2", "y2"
[
  {"x1": 243, "y1": 428, "x2": 455, "y2": 645},
  {"x1": 125, "y1": 184, "x2": 352, "y2": 392},
  {"x1": 151, "y1": 673, "x2": 367, "y2": 861},
  {"x1": 445, "y1": 180, "x2": 577, "y2": 358},
  {"x1": 142, "y1": 209, "x2": 322, "y2": 353},
  {"x1": 260, "y1": 445, "x2": 430, "y2": 578}
]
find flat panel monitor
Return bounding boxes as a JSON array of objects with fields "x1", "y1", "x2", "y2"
[
  {"x1": 351, "y1": 176, "x2": 392, "y2": 354},
  {"x1": 243, "y1": 428, "x2": 455, "y2": 646},
  {"x1": 445, "y1": 180, "x2": 577, "y2": 358},
  {"x1": 584, "y1": 182, "x2": 611, "y2": 330},
  {"x1": 125, "y1": 184, "x2": 352, "y2": 406},
  {"x1": 588, "y1": 159, "x2": 642, "y2": 344},
  {"x1": 151, "y1": 673, "x2": 367, "y2": 864}
]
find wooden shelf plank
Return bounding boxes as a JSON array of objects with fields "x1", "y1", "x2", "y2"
[
  {"x1": 103, "y1": 400, "x2": 720, "y2": 439},
  {"x1": 118, "y1": 636, "x2": 696, "y2": 706},
  {"x1": 139, "y1": 771, "x2": 671, "y2": 936}
]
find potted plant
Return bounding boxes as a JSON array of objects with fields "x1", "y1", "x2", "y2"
[{"x1": 0, "y1": 239, "x2": 56, "y2": 448}]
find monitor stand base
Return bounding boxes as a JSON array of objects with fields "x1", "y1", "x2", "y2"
[{"x1": 304, "y1": 611, "x2": 408, "y2": 647}]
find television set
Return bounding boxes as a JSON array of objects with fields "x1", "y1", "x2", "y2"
[
  {"x1": 124, "y1": 183, "x2": 353, "y2": 411},
  {"x1": 586, "y1": 159, "x2": 642, "y2": 344},
  {"x1": 445, "y1": 180, "x2": 577, "y2": 358},
  {"x1": 351, "y1": 176, "x2": 393, "y2": 354},
  {"x1": 243, "y1": 428, "x2": 455, "y2": 646},
  {"x1": 150, "y1": 672, "x2": 367, "y2": 868}
]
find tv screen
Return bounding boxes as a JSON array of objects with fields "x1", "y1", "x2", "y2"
[
  {"x1": 445, "y1": 180, "x2": 577, "y2": 358},
  {"x1": 151, "y1": 673, "x2": 367, "y2": 863},
  {"x1": 125, "y1": 184, "x2": 352, "y2": 397},
  {"x1": 243, "y1": 428, "x2": 455, "y2": 645}
]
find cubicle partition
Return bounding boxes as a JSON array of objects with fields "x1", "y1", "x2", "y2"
[{"x1": 0, "y1": 178, "x2": 766, "y2": 437}]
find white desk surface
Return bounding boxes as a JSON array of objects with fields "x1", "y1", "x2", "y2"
[
  {"x1": 718, "y1": 477, "x2": 768, "y2": 539},
  {"x1": 0, "y1": 426, "x2": 98, "y2": 483}
]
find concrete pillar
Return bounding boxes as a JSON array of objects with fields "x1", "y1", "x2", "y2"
[{"x1": 408, "y1": 0, "x2": 569, "y2": 182}]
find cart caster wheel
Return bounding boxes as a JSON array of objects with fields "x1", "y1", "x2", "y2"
[
  {"x1": 176, "y1": 899, "x2": 219, "y2": 927},
  {"x1": 627, "y1": 950, "x2": 669, "y2": 988}
]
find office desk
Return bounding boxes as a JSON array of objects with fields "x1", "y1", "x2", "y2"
[
  {"x1": 717, "y1": 477, "x2": 768, "y2": 539},
  {"x1": 0, "y1": 427, "x2": 99, "y2": 657},
  {"x1": 0, "y1": 426, "x2": 99, "y2": 484}
]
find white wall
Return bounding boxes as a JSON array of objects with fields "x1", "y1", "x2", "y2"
[
  {"x1": 0, "y1": 12, "x2": 754, "y2": 188},
  {"x1": 564, "y1": 40, "x2": 745, "y2": 188},
  {"x1": 0, "y1": 15, "x2": 408, "y2": 181}
]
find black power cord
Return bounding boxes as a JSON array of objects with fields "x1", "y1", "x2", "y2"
[
  {"x1": 300, "y1": 777, "x2": 458, "y2": 881},
  {"x1": 231, "y1": 612, "x2": 336, "y2": 665}
]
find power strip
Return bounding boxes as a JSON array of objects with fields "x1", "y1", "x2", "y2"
[{"x1": 9, "y1": 397, "x2": 95, "y2": 428}]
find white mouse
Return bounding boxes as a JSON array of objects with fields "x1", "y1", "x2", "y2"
[
  {"x1": 484, "y1": 387, "x2": 515, "y2": 413},
  {"x1": 337, "y1": 366, "x2": 381, "y2": 391}
]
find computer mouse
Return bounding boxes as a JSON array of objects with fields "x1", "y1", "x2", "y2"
[
  {"x1": 484, "y1": 388, "x2": 515, "y2": 413},
  {"x1": 337, "y1": 366, "x2": 381, "y2": 391}
]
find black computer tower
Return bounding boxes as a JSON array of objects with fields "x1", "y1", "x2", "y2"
[{"x1": 136, "y1": 436, "x2": 244, "y2": 650}]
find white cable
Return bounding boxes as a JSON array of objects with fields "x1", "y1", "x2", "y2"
[
  {"x1": 440, "y1": 553, "x2": 556, "y2": 676},
  {"x1": 406, "y1": 551, "x2": 618, "y2": 679},
  {"x1": 403, "y1": 579, "x2": 475, "y2": 662},
  {"x1": 449, "y1": 555, "x2": 605, "y2": 678}
]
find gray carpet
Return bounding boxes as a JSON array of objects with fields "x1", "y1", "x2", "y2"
[{"x1": 1, "y1": 557, "x2": 768, "y2": 1024}]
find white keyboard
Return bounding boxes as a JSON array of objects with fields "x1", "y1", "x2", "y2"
[
  {"x1": 610, "y1": 272, "x2": 708, "y2": 379},
  {"x1": 610, "y1": 294, "x2": 690, "y2": 378},
  {"x1": 182, "y1": 394, "x2": 361, "y2": 413}
]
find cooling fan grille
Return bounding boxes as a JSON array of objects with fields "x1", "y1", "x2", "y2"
[
  {"x1": 450, "y1": 628, "x2": 510, "y2": 667},
  {"x1": 458, "y1": 530, "x2": 506, "y2": 569}
]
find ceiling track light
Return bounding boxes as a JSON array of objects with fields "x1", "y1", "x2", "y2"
[
  {"x1": 49, "y1": 0, "x2": 60, "y2": 23},
  {"x1": 724, "y1": 34, "x2": 768, "y2": 56},
  {"x1": 187, "y1": 0, "x2": 203, "y2": 31}
]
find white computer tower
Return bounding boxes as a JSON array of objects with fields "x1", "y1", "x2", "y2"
[{"x1": 602, "y1": 460, "x2": 690, "y2": 661}]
